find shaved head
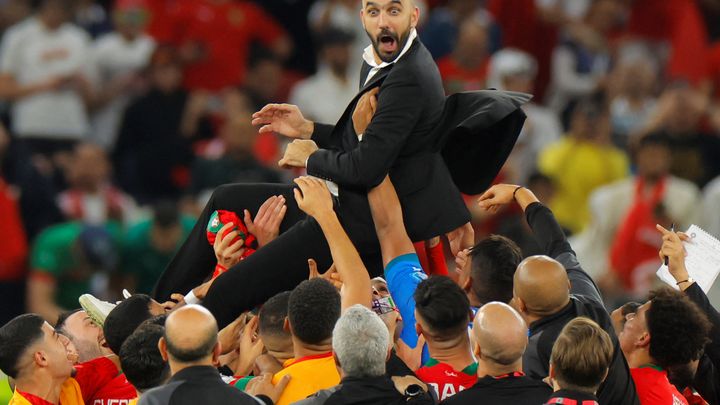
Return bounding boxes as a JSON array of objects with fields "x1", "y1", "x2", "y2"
[
  {"x1": 514, "y1": 256, "x2": 570, "y2": 316},
  {"x1": 164, "y1": 305, "x2": 218, "y2": 363},
  {"x1": 474, "y1": 302, "x2": 528, "y2": 366}
]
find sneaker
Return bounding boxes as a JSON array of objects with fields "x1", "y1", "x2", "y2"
[{"x1": 79, "y1": 294, "x2": 117, "y2": 327}]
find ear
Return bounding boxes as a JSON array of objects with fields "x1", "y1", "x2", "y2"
[
  {"x1": 472, "y1": 340, "x2": 481, "y2": 358},
  {"x1": 600, "y1": 367, "x2": 609, "y2": 384},
  {"x1": 415, "y1": 322, "x2": 423, "y2": 338},
  {"x1": 549, "y1": 362, "x2": 555, "y2": 379},
  {"x1": 461, "y1": 275, "x2": 473, "y2": 294},
  {"x1": 158, "y1": 337, "x2": 169, "y2": 362},
  {"x1": 637, "y1": 332, "x2": 651, "y2": 349},
  {"x1": 212, "y1": 342, "x2": 221, "y2": 363},
  {"x1": 34, "y1": 351, "x2": 48, "y2": 368},
  {"x1": 283, "y1": 317, "x2": 290, "y2": 334},
  {"x1": 411, "y1": 5, "x2": 419, "y2": 28}
]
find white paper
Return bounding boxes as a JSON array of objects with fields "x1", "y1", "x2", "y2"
[{"x1": 657, "y1": 224, "x2": 720, "y2": 293}]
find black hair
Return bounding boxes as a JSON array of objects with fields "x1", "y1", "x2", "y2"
[
  {"x1": 119, "y1": 324, "x2": 169, "y2": 392},
  {"x1": 288, "y1": 279, "x2": 341, "y2": 345},
  {"x1": 104, "y1": 294, "x2": 154, "y2": 355},
  {"x1": 468, "y1": 235, "x2": 523, "y2": 304},
  {"x1": 647, "y1": 287, "x2": 711, "y2": 369},
  {"x1": 414, "y1": 276, "x2": 471, "y2": 339},
  {"x1": 153, "y1": 200, "x2": 180, "y2": 229},
  {"x1": 259, "y1": 291, "x2": 291, "y2": 338},
  {"x1": 0, "y1": 314, "x2": 45, "y2": 378},
  {"x1": 55, "y1": 309, "x2": 82, "y2": 334}
]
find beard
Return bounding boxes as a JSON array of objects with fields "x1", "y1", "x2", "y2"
[{"x1": 366, "y1": 24, "x2": 412, "y2": 63}]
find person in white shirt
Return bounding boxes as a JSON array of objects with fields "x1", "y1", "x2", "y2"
[
  {"x1": 487, "y1": 48, "x2": 562, "y2": 185},
  {"x1": 289, "y1": 28, "x2": 357, "y2": 125},
  {"x1": 0, "y1": 0, "x2": 94, "y2": 154},
  {"x1": 89, "y1": 0, "x2": 155, "y2": 150}
]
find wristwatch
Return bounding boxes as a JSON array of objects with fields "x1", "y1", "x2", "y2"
[{"x1": 405, "y1": 384, "x2": 424, "y2": 398}]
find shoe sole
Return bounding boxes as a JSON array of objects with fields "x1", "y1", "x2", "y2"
[{"x1": 79, "y1": 294, "x2": 110, "y2": 327}]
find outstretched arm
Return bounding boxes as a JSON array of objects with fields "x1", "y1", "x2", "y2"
[
  {"x1": 478, "y1": 184, "x2": 602, "y2": 303},
  {"x1": 367, "y1": 176, "x2": 416, "y2": 267},
  {"x1": 293, "y1": 177, "x2": 371, "y2": 311}
]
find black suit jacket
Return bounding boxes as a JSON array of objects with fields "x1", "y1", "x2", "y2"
[{"x1": 307, "y1": 40, "x2": 526, "y2": 250}]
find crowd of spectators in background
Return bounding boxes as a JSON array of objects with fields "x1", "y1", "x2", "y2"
[{"x1": 2, "y1": 0, "x2": 720, "y2": 402}]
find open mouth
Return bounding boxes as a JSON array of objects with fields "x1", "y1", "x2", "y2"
[{"x1": 379, "y1": 34, "x2": 398, "y2": 54}]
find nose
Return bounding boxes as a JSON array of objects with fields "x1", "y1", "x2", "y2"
[{"x1": 378, "y1": 11, "x2": 389, "y2": 28}]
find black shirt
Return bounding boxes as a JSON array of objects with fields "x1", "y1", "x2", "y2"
[
  {"x1": 440, "y1": 373, "x2": 552, "y2": 405},
  {"x1": 521, "y1": 203, "x2": 639, "y2": 405},
  {"x1": 138, "y1": 365, "x2": 268, "y2": 405}
]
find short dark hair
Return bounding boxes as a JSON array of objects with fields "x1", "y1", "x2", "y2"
[
  {"x1": 55, "y1": 309, "x2": 82, "y2": 334},
  {"x1": 104, "y1": 295, "x2": 153, "y2": 355},
  {"x1": 120, "y1": 324, "x2": 169, "y2": 392},
  {"x1": 153, "y1": 201, "x2": 180, "y2": 229},
  {"x1": 469, "y1": 235, "x2": 523, "y2": 304},
  {"x1": 164, "y1": 329, "x2": 217, "y2": 363},
  {"x1": 0, "y1": 314, "x2": 45, "y2": 378},
  {"x1": 647, "y1": 287, "x2": 711, "y2": 369},
  {"x1": 414, "y1": 276, "x2": 470, "y2": 339},
  {"x1": 288, "y1": 279, "x2": 340, "y2": 345},
  {"x1": 551, "y1": 317, "x2": 614, "y2": 393},
  {"x1": 259, "y1": 291, "x2": 291, "y2": 337}
]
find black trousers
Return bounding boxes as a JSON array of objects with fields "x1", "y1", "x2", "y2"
[{"x1": 153, "y1": 183, "x2": 380, "y2": 328}]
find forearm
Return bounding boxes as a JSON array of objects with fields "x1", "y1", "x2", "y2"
[
  {"x1": 367, "y1": 177, "x2": 415, "y2": 266},
  {"x1": 0, "y1": 77, "x2": 50, "y2": 100},
  {"x1": 314, "y1": 211, "x2": 371, "y2": 309}
]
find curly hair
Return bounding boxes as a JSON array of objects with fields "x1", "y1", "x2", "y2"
[
  {"x1": 646, "y1": 287, "x2": 711, "y2": 369},
  {"x1": 288, "y1": 278, "x2": 341, "y2": 345}
]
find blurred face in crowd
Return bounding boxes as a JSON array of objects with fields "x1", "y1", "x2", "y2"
[
  {"x1": 614, "y1": 60, "x2": 657, "y2": 100},
  {"x1": 586, "y1": 0, "x2": 623, "y2": 34},
  {"x1": 570, "y1": 107, "x2": 611, "y2": 144},
  {"x1": 222, "y1": 114, "x2": 256, "y2": 156},
  {"x1": 618, "y1": 301, "x2": 650, "y2": 356},
  {"x1": 39, "y1": 0, "x2": 69, "y2": 30},
  {"x1": 502, "y1": 74, "x2": 534, "y2": 94},
  {"x1": 323, "y1": 43, "x2": 352, "y2": 77},
  {"x1": 246, "y1": 59, "x2": 282, "y2": 101},
  {"x1": 151, "y1": 63, "x2": 182, "y2": 93},
  {"x1": 60, "y1": 311, "x2": 108, "y2": 363},
  {"x1": 454, "y1": 19, "x2": 488, "y2": 68},
  {"x1": 68, "y1": 144, "x2": 110, "y2": 191},
  {"x1": 635, "y1": 143, "x2": 671, "y2": 181},
  {"x1": 113, "y1": 7, "x2": 148, "y2": 39},
  {"x1": 150, "y1": 223, "x2": 183, "y2": 254},
  {"x1": 663, "y1": 86, "x2": 706, "y2": 135},
  {"x1": 361, "y1": 0, "x2": 419, "y2": 63}
]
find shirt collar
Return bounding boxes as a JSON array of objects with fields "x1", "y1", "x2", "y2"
[{"x1": 362, "y1": 28, "x2": 417, "y2": 69}]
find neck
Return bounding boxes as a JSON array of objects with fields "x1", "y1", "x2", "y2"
[
  {"x1": 292, "y1": 336, "x2": 332, "y2": 360},
  {"x1": 477, "y1": 359, "x2": 523, "y2": 378},
  {"x1": 427, "y1": 335, "x2": 475, "y2": 371},
  {"x1": 169, "y1": 358, "x2": 213, "y2": 376},
  {"x1": 625, "y1": 349, "x2": 654, "y2": 369},
  {"x1": 15, "y1": 371, "x2": 66, "y2": 405}
]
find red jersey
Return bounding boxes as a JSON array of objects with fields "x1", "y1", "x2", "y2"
[
  {"x1": 631, "y1": 365, "x2": 689, "y2": 405},
  {"x1": 87, "y1": 373, "x2": 136, "y2": 405},
  {"x1": 437, "y1": 57, "x2": 489, "y2": 95},
  {"x1": 416, "y1": 359, "x2": 478, "y2": 401},
  {"x1": 162, "y1": 0, "x2": 286, "y2": 91}
]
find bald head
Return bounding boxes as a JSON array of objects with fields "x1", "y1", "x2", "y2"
[
  {"x1": 164, "y1": 305, "x2": 218, "y2": 363},
  {"x1": 474, "y1": 302, "x2": 528, "y2": 366},
  {"x1": 514, "y1": 256, "x2": 570, "y2": 317}
]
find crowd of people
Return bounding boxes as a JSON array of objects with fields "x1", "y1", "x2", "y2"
[{"x1": 1, "y1": 0, "x2": 720, "y2": 404}]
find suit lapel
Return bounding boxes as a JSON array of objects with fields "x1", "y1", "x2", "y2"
[{"x1": 334, "y1": 64, "x2": 394, "y2": 132}]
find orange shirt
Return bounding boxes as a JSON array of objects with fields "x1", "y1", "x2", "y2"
[{"x1": 271, "y1": 352, "x2": 340, "y2": 405}]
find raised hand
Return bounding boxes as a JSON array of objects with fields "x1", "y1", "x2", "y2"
[
  {"x1": 244, "y1": 195, "x2": 287, "y2": 247},
  {"x1": 352, "y1": 87, "x2": 379, "y2": 136},
  {"x1": 293, "y1": 176, "x2": 334, "y2": 218},
  {"x1": 478, "y1": 184, "x2": 539, "y2": 213},
  {"x1": 446, "y1": 222, "x2": 475, "y2": 256},
  {"x1": 657, "y1": 224, "x2": 691, "y2": 285},
  {"x1": 308, "y1": 259, "x2": 343, "y2": 290},
  {"x1": 251, "y1": 103, "x2": 313, "y2": 139}
]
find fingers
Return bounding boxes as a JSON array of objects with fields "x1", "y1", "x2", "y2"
[
  {"x1": 243, "y1": 209, "x2": 254, "y2": 229},
  {"x1": 275, "y1": 374, "x2": 291, "y2": 392},
  {"x1": 214, "y1": 222, "x2": 234, "y2": 250},
  {"x1": 293, "y1": 187, "x2": 303, "y2": 205},
  {"x1": 308, "y1": 258, "x2": 319, "y2": 279},
  {"x1": 655, "y1": 224, "x2": 671, "y2": 235}
]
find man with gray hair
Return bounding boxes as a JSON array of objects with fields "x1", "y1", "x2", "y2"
[{"x1": 296, "y1": 304, "x2": 434, "y2": 405}]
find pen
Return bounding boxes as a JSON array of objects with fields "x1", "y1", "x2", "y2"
[{"x1": 664, "y1": 223, "x2": 675, "y2": 266}]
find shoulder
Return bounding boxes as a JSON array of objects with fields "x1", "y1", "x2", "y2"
[{"x1": 34, "y1": 222, "x2": 80, "y2": 248}]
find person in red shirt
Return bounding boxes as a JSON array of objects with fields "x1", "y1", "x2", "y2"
[
  {"x1": 437, "y1": 18, "x2": 490, "y2": 95},
  {"x1": 619, "y1": 287, "x2": 711, "y2": 405},
  {"x1": 0, "y1": 313, "x2": 122, "y2": 405},
  {"x1": 56, "y1": 310, "x2": 137, "y2": 405},
  {"x1": 414, "y1": 277, "x2": 476, "y2": 401},
  {"x1": 160, "y1": 0, "x2": 291, "y2": 92}
]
